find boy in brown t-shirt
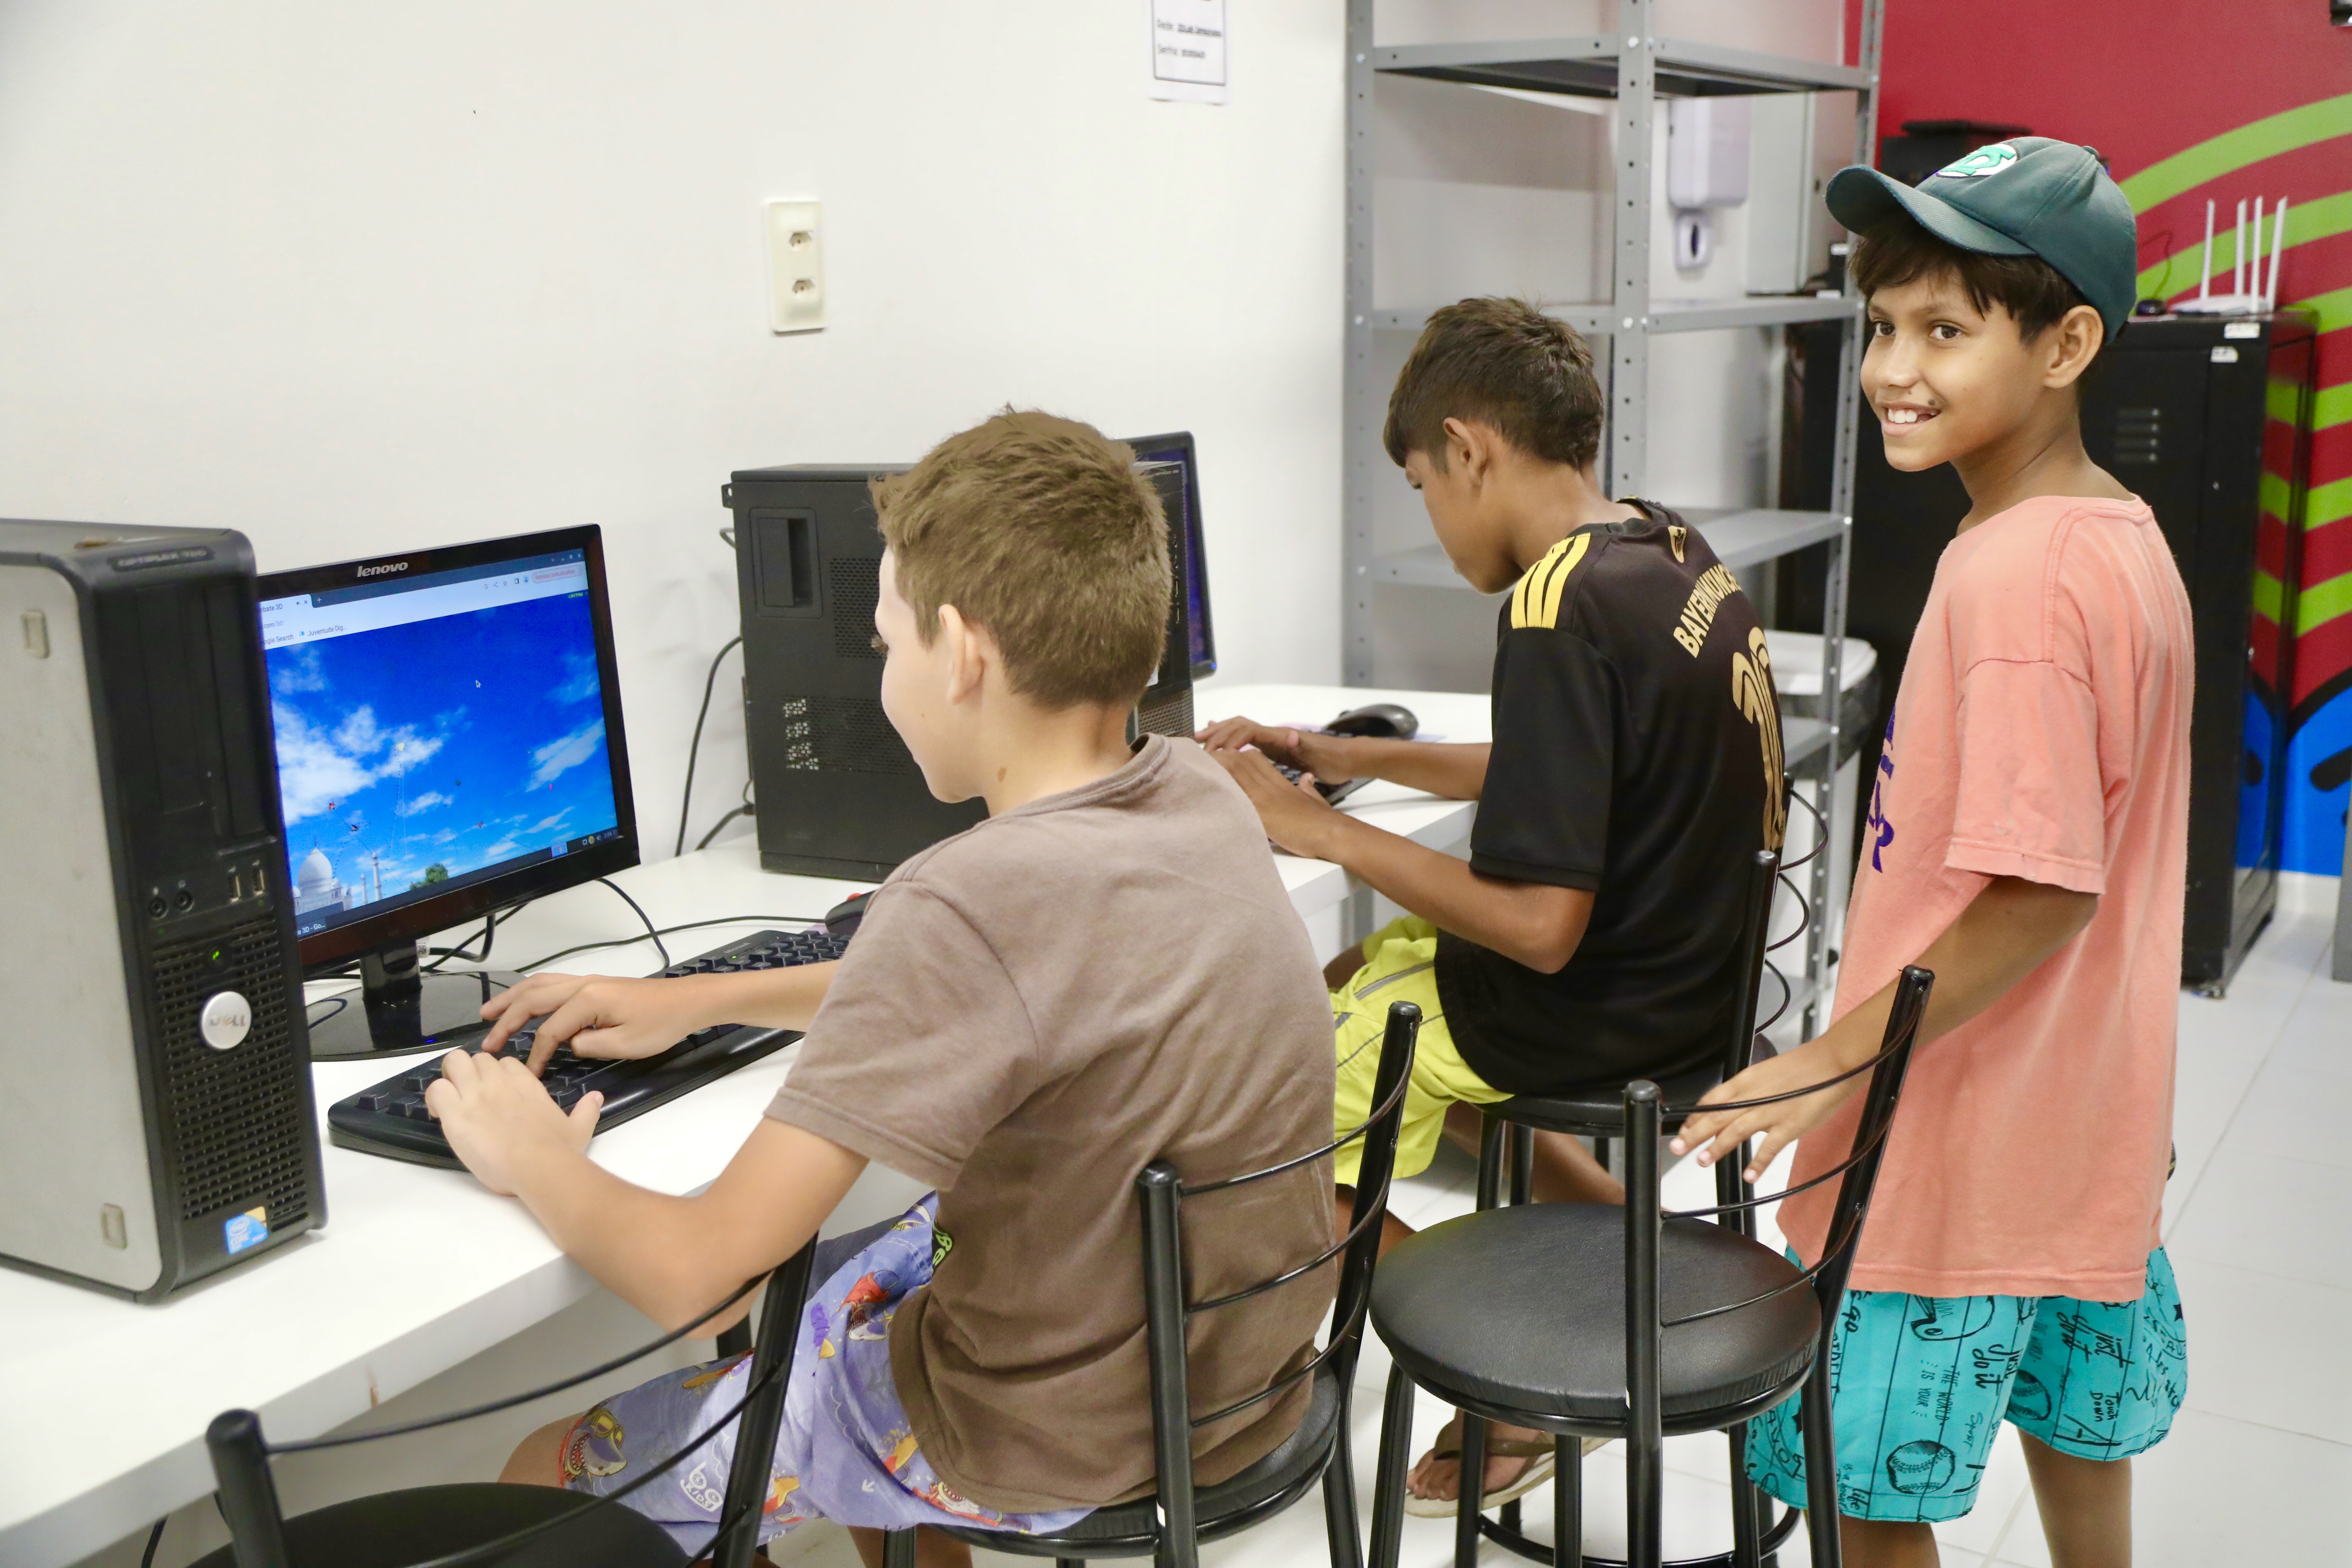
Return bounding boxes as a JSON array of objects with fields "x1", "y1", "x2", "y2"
[{"x1": 425, "y1": 412, "x2": 1338, "y2": 1566}]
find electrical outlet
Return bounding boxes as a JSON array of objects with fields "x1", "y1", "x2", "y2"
[{"x1": 767, "y1": 200, "x2": 825, "y2": 333}]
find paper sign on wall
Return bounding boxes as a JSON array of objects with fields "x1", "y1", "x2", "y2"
[{"x1": 1149, "y1": 0, "x2": 1228, "y2": 104}]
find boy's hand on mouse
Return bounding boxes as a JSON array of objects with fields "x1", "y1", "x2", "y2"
[
  {"x1": 1670, "y1": 1035, "x2": 1867, "y2": 1183},
  {"x1": 425, "y1": 1048, "x2": 601, "y2": 1197},
  {"x1": 1194, "y1": 717, "x2": 1358, "y2": 784},
  {"x1": 483, "y1": 972, "x2": 729, "y2": 1075},
  {"x1": 1206, "y1": 746, "x2": 1342, "y2": 857}
]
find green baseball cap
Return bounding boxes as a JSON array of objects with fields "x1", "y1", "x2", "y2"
[{"x1": 1826, "y1": 137, "x2": 2137, "y2": 342}]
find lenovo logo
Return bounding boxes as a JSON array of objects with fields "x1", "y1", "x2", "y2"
[{"x1": 356, "y1": 561, "x2": 410, "y2": 579}]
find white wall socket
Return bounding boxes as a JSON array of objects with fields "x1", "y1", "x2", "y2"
[{"x1": 766, "y1": 200, "x2": 824, "y2": 332}]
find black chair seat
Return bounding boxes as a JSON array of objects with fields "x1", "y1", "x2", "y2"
[
  {"x1": 1493, "y1": 1039, "x2": 1778, "y2": 1137},
  {"x1": 934, "y1": 1361, "x2": 1346, "y2": 1557},
  {"x1": 1371, "y1": 1205, "x2": 1816, "y2": 1432},
  {"x1": 188, "y1": 1482, "x2": 689, "y2": 1568}
]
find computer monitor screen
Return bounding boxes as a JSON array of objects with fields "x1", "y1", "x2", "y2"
[
  {"x1": 1123, "y1": 431, "x2": 1214, "y2": 678},
  {"x1": 255, "y1": 525, "x2": 639, "y2": 973}
]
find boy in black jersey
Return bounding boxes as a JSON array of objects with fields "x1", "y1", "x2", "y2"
[{"x1": 1200, "y1": 297, "x2": 1785, "y2": 1510}]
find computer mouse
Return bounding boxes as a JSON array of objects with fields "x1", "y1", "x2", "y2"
[
  {"x1": 825, "y1": 890, "x2": 874, "y2": 937},
  {"x1": 1324, "y1": 702, "x2": 1419, "y2": 741}
]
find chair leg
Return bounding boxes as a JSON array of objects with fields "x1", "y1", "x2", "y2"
[
  {"x1": 883, "y1": 1527, "x2": 919, "y2": 1568},
  {"x1": 1799, "y1": 1370, "x2": 1841, "y2": 1568},
  {"x1": 1476, "y1": 1114, "x2": 1506, "y2": 1210},
  {"x1": 1728, "y1": 1420, "x2": 1763, "y2": 1568},
  {"x1": 1453, "y1": 1414, "x2": 1487, "y2": 1568},
  {"x1": 1628, "y1": 1420, "x2": 1663, "y2": 1568},
  {"x1": 1554, "y1": 1433, "x2": 1583, "y2": 1568},
  {"x1": 1510, "y1": 1123, "x2": 1534, "y2": 1206},
  {"x1": 1323, "y1": 1413, "x2": 1364, "y2": 1568},
  {"x1": 1370, "y1": 1366, "x2": 1414, "y2": 1568}
]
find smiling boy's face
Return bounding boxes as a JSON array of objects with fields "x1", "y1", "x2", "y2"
[{"x1": 1862, "y1": 271, "x2": 2085, "y2": 473}]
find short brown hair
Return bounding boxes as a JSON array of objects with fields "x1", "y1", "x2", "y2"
[
  {"x1": 1852, "y1": 215, "x2": 2103, "y2": 355},
  {"x1": 872, "y1": 410, "x2": 1170, "y2": 709},
  {"x1": 1382, "y1": 298, "x2": 1605, "y2": 471}
]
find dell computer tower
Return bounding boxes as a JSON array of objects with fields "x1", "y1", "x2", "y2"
[
  {"x1": 1784, "y1": 312, "x2": 2320, "y2": 994},
  {"x1": 1, "y1": 520, "x2": 323, "y2": 1300},
  {"x1": 729, "y1": 460, "x2": 1196, "y2": 880}
]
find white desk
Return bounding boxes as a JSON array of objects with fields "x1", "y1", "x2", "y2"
[{"x1": 0, "y1": 682, "x2": 1484, "y2": 1568}]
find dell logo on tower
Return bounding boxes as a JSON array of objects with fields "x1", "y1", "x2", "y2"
[{"x1": 356, "y1": 561, "x2": 410, "y2": 579}]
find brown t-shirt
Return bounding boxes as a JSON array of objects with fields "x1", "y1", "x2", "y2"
[{"x1": 765, "y1": 735, "x2": 1338, "y2": 1513}]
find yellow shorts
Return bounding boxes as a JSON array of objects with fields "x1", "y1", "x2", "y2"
[{"x1": 1331, "y1": 916, "x2": 1508, "y2": 1186}]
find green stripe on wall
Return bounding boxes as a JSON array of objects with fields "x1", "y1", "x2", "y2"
[
  {"x1": 2118, "y1": 95, "x2": 2352, "y2": 212},
  {"x1": 2135, "y1": 190, "x2": 2352, "y2": 301},
  {"x1": 2311, "y1": 474, "x2": 2352, "y2": 531},
  {"x1": 2318, "y1": 382, "x2": 2352, "y2": 432},
  {"x1": 2303, "y1": 286, "x2": 2352, "y2": 336},
  {"x1": 2301, "y1": 569, "x2": 2352, "y2": 634},
  {"x1": 2263, "y1": 470, "x2": 2294, "y2": 524},
  {"x1": 2255, "y1": 569, "x2": 2284, "y2": 624}
]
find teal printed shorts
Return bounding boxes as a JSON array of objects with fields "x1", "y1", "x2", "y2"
[{"x1": 1746, "y1": 1248, "x2": 2185, "y2": 1523}]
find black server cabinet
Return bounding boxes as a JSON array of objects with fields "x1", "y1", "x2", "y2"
[
  {"x1": 727, "y1": 463, "x2": 1196, "y2": 882},
  {"x1": 1784, "y1": 314, "x2": 2318, "y2": 994}
]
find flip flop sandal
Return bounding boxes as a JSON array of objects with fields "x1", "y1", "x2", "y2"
[{"x1": 1402, "y1": 1427, "x2": 1608, "y2": 1518}]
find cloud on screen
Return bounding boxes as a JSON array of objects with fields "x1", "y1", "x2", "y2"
[
  {"x1": 272, "y1": 645, "x2": 329, "y2": 695},
  {"x1": 397, "y1": 791, "x2": 450, "y2": 818},
  {"x1": 273, "y1": 701, "x2": 448, "y2": 824},
  {"x1": 529, "y1": 719, "x2": 606, "y2": 788},
  {"x1": 550, "y1": 651, "x2": 601, "y2": 705}
]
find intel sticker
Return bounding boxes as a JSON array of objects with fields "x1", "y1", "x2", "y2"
[{"x1": 224, "y1": 1207, "x2": 269, "y2": 1255}]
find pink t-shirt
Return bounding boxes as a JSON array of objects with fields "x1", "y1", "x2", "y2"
[{"x1": 1778, "y1": 494, "x2": 2192, "y2": 1302}]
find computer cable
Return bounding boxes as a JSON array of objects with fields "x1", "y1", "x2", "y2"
[
  {"x1": 674, "y1": 635, "x2": 743, "y2": 857},
  {"x1": 139, "y1": 1517, "x2": 166, "y2": 1568},
  {"x1": 693, "y1": 780, "x2": 756, "y2": 852},
  {"x1": 594, "y1": 876, "x2": 672, "y2": 971}
]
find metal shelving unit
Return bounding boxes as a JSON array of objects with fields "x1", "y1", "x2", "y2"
[{"x1": 1343, "y1": 0, "x2": 1884, "y2": 1032}]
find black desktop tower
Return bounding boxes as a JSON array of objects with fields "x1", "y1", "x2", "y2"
[
  {"x1": 1782, "y1": 313, "x2": 2320, "y2": 994},
  {"x1": 728, "y1": 462, "x2": 1196, "y2": 880},
  {"x1": 0, "y1": 520, "x2": 323, "y2": 1300}
]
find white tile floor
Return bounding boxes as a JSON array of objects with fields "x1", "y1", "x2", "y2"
[{"x1": 771, "y1": 907, "x2": 2352, "y2": 1568}]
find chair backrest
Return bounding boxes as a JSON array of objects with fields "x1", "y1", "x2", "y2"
[
  {"x1": 1129, "y1": 997, "x2": 1421, "y2": 1562},
  {"x1": 204, "y1": 1244, "x2": 820, "y2": 1568},
  {"x1": 1618, "y1": 964, "x2": 1934, "y2": 1547},
  {"x1": 1717, "y1": 848, "x2": 1784, "y2": 1085}
]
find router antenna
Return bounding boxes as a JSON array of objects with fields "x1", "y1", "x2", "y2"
[
  {"x1": 2268, "y1": 196, "x2": 2289, "y2": 308},
  {"x1": 2198, "y1": 200, "x2": 2214, "y2": 300}
]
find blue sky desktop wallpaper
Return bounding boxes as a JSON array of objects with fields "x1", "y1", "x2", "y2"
[{"x1": 265, "y1": 590, "x2": 618, "y2": 929}]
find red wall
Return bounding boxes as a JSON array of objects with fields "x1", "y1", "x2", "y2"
[{"x1": 1848, "y1": 0, "x2": 2352, "y2": 875}]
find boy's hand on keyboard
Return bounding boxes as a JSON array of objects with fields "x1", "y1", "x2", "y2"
[
  {"x1": 425, "y1": 1047, "x2": 602, "y2": 1197},
  {"x1": 1206, "y1": 746, "x2": 1342, "y2": 858},
  {"x1": 1195, "y1": 716, "x2": 1359, "y2": 784},
  {"x1": 482, "y1": 972, "x2": 724, "y2": 1076}
]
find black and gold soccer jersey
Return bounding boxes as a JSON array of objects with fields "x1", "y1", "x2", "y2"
[{"x1": 1435, "y1": 501, "x2": 1787, "y2": 1095}]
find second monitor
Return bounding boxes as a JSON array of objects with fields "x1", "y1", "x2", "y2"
[{"x1": 730, "y1": 434, "x2": 1209, "y2": 880}]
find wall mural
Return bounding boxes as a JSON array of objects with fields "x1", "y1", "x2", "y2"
[{"x1": 1860, "y1": 2, "x2": 2352, "y2": 875}]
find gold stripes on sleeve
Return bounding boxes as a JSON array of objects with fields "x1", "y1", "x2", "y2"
[{"x1": 1508, "y1": 532, "x2": 1590, "y2": 631}]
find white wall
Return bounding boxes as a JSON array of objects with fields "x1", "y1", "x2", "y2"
[{"x1": 0, "y1": 1, "x2": 1347, "y2": 860}]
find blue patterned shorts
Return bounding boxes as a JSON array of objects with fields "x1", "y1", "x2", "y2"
[
  {"x1": 1746, "y1": 1248, "x2": 2186, "y2": 1523},
  {"x1": 562, "y1": 1195, "x2": 1094, "y2": 1552}
]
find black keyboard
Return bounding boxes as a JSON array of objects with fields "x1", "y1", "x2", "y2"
[
  {"x1": 326, "y1": 927, "x2": 852, "y2": 1168},
  {"x1": 1274, "y1": 762, "x2": 1367, "y2": 805}
]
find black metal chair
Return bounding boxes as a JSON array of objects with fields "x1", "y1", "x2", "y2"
[
  {"x1": 1367, "y1": 965, "x2": 1935, "y2": 1568},
  {"x1": 196, "y1": 1240, "x2": 820, "y2": 1568},
  {"x1": 878, "y1": 997, "x2": 1426, "y2": 1568},
  {"x1": 1463, "y1": 847, "x2": 1785, "y2": 1561}
]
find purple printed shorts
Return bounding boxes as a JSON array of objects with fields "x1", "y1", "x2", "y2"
[{"x1": 562, "y1": 1195, "x2": 1093, "y2": 1552}]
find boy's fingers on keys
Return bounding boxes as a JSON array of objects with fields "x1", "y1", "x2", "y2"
[{"x1": 566, "y1": 1091, "x2": 604, "y2": 1148}]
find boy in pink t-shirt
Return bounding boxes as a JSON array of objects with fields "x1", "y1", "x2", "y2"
[{"x1": 1675, "y1": 139, "x2": 2190, "y2": 1567}]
